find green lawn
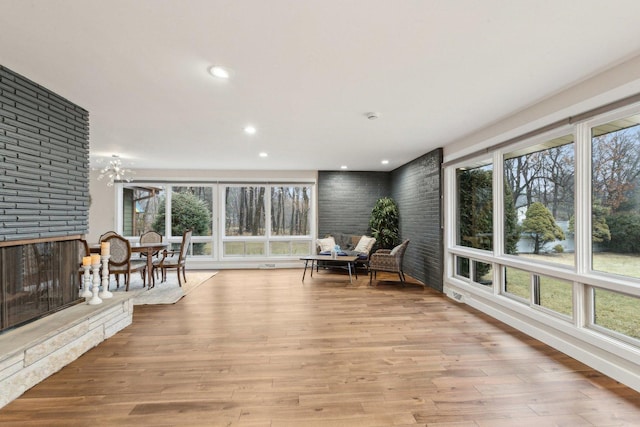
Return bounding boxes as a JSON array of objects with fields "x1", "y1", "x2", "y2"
[{"x1": 497, "y1": 253, "x2": 640, "y2": 340}]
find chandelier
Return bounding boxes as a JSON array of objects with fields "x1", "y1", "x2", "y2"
[{"x1": 97, "y1": 155, "x2": 134, "y2": 186}]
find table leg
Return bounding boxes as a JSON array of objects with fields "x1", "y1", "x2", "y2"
[
  {"x1": 310, "y1": 260, "x2": 315, "y2": 277},
  {"x1": 348, "y1": 261, "x2": 353, "y2": 284},
  {"x1": 302, "y1": 259, "x2": 309, "y2": 281},
  {"x1": 146, "y1": 248, "x2": 154, "y2": 288}
]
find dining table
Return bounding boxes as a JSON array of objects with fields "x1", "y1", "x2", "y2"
[{"x1": 90, "y1": 241, "x2": 169, "y2": 287}]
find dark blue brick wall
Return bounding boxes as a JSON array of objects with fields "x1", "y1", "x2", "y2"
[
  {"x1": 317, "y1": 171, "x2": 390, "y2": 238},
  {"x1": 391, "y1": 148, "x2": 443, "y2": 291},
  {"x1": 0, "y1": 65, "x2": 90, "y2": 242}
]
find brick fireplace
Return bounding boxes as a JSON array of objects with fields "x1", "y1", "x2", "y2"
[{"x1": 0, "y1": 65, "x2": 133, "y2": 408}]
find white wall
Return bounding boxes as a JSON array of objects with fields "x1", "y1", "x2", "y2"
[{"x1": 443, "y1": 53, "x2": 640, "y2": 162}]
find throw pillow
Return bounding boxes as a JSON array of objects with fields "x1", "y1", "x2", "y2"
[
  {"x1": 317, "y1": 237, "x2": 336, "y2": 252},
  {"x1": 354, "y1": 235, "x2": 376, "y2": 254}
]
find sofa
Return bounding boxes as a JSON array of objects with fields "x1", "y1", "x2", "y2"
[{"x1": 315, "y1": 233, "x2": 377, "y2": 270}]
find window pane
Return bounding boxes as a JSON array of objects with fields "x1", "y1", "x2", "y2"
[
  {"x1": 534, "y1": 275, "x2": 572, "y2": 317},
  {"x1": 504, "y1": 136, "x2": 575, "y2": 266},
  {"x1": 270, "y1": 241, "x2": 290, "y2": 255},
  {"x1": 504, "y1": 266, "x2": 530, "y2": 301},
  {"x1": 592, "y1": 116, "x2": 640, "y2": 279},
  {"x1": 457, "y1": 164, "x2": 493, "y2": 251},
  {"x1": 171, "y1": 186, "x2": 213, "y2": 237},
  {"x1": 593, "y1": 288, "x2": 640, "y2": 340},
  {"x1": 224, "y1": 241, "x2": 244, "y2": 256},
  {"x1": 291, "y1": 241, "x2": 312, "y2": 255},
  {"x1": 270, "y1": 241, "x2": 311, "y2": 256},
  {"x1": 225, "y1": 187, "x2": 266, "y2": 236},
  {"x1": 192, "y1": 242, "x2": 212, "y2": 257},
  {"x1": 270, "y1": 186, "x2": 311, "y2": 236},
  {"x1": 473, "y1": 261, "x2": 492, "y2": 287},
  {"x1": 456, "y1": 256, "x2": 470, "y2": 279},
  {"x1": 246, "y1": 242, "x2": 265, "y2": 256},
  {"x1": 122, "y1": 185, "x2": 165, "y2": 237}
]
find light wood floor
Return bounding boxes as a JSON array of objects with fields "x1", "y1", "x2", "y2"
[{"x1": 1, "y1": 268, "x2": 640, "y2": 426}]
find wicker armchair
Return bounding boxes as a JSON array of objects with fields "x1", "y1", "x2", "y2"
[{"x1": 369, "y1": 240, "x2": 410, "y2": 286}]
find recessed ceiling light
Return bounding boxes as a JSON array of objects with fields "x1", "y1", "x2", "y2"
[
  {"x1": 259, "y1": 152, "x2": 268, "y2": 158},
  {"x1": 381, "y1": 159, "x2": 389, "y2": 165},
  {"x1": 340, "y1": 165, "x2": 348, "y2": 170},
  {"x1": 244, "y1": 125, "x2": 256, "y2": 134},
  {"x1": 209, "y1": 66, "x2": 230, "y2": 79}
]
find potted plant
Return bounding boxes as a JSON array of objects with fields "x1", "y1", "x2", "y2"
[{"x1": 369, "y1": 197, "x2": 399, "y2": 249}]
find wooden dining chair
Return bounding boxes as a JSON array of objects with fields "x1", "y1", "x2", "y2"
[
  {"x1": 139, "y1": 230, "x2": 163, "y2": 284},
  {"x1": 103, "y1": 234, "x2": 147, "y2": 291},
  {"x1": 99, "y1": 230, "x2": 119, "y2": 242},
  {"x1": 154, "y1": 229, "x2": 192, "y2": 287}
]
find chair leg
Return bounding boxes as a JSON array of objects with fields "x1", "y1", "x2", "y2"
[{"x1": 182, "y1": 266, "x2": 187, "y2": 285}]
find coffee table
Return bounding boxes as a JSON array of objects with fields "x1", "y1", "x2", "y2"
[{"x1": 300, "y1": 255, "x2": 359, "y2": 284}]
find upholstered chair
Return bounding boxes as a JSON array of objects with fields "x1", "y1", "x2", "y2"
[
  {"x1": 155, "y1": 229, "x2": 192, "y2": 287},
  {"x1": 139, "y1": 230, "x2": 163, "y2": 284},
  {"x1": 369, "y1": 240, "x2": 410, "y2": 286},
  {"x1": 103, "y1": 234, "x2": 147, "y2": 291}
]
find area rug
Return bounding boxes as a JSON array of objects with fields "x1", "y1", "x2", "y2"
[{"x1": 106, "y1": 270, "x2": 217, "y2": 305}]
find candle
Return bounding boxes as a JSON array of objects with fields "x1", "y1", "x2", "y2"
[
  {"x1": 82, "y1": 256, "x2": 91, "y2": 266},
  {"x1": 101, "y1": 241, "x2": 110, "y2": 256},
  {"x1": 91, "y1": 254, "x2": 101, "y2": 265}
]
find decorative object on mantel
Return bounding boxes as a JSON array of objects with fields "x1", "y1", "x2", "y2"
[{"x1": 97, "y1": 154, "x2": 134, "y2": 186}]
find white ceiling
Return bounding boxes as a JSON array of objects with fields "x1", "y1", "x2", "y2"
[{"x1": 2, "y1": 0, "x2": 640, "y2": 172}]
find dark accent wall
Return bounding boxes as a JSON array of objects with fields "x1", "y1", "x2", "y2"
[
  {"x1": 317, "y1": 171, "x2": 390, "y2": 238},
  {"x1": 317, "y1": 149, "x2": 443, "y2": 292},
  {"x1": 0, "y1": 65, "x2": 90, "y2": 242},
  {"x1": 391, "y1": 148, "x2": 443, "y2": 291}
]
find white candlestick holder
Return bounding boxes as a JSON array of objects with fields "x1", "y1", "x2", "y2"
[
  {"x1": 99, "y1": 255, "x2": 113, "y2": 299},
  {"x1": 87, "y1": 262, "x2": 103, "y2": 305},
  {"x1": 81, "y1": 264, "x2": 93, "y2": 299}
]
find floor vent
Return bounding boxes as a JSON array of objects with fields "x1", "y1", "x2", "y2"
[{"x1": 447, "y1": 290, "x2": 465, "y2": 303}]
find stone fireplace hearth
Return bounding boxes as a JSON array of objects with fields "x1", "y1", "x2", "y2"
[{"x1": 0, "y1": 290, "x2": 134, "y2": 408}]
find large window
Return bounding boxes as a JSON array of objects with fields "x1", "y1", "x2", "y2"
[
  {"x1": 591, "y1": 115, "x2": 640, "y2": 279},
  {"x1": 270, "y1": 186, "x2": 311, "y2": 236},
  {"x1": 457, "y1": 163, "x2": 493, "y2": 251},
  {"x1": 119, "y1": 181, "x2": 314, "y2": 261},
  {"x1": 223, "y1": 184, "x2": 313, "y2": 257},
  {"x1": 225, "y1": 186, "x2": 266, "y2": 237},
  {"x1": 504, "y1": 135, "x2": 575, "y2": 266},
  {"x1": 122, "y1": 185, "x2": 165, "y2": 236}
]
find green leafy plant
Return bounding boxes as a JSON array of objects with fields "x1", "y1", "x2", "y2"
[
  {"x1": 522, "y1": 202, "x2": 565, "y2": 254},
  {"x1": 152, "y1": 191, "x2": 211, "y2": 236},
  {"x1": 369, "y1": 197, "x2": 399, "y2": 249}
]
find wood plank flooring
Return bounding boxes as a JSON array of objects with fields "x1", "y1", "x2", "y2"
[{"x1": 1, "y1": 268, "x2": 640, "y2": 426}]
